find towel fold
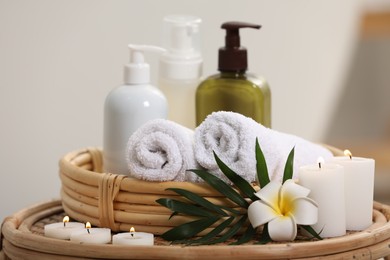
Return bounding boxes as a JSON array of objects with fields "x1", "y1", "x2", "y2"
[
  {"x1": 194, "y1": 111, "x2": 333, "y2": 184},
  {"x1": 126, "y1": 119, "x2": 200, "y2": 182}
]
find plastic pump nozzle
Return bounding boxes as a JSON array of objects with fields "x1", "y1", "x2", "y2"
[
  {"x1": 160, "y1": 15, "x2": 202, "y2": 80},
  {"x1": 218, "y1": 21, "x2": 261, "y2": 72},
  {"x1": 125, "y1": 44, "x2": 166, "y2": 84}
]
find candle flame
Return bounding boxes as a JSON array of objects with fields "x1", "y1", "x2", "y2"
[
  {"x1": 63, "y1": 216, "x2": 69, "y2": 227},
  {"x1": 317, "y1": 157, "x2": 324, "y2": 169},
  {"x1": 344, "y1": 149, "x2": 352, "y2": 160},
  {"x1": 130, "y1": 227, "x2": 135, "y2": 237},
  {"x1": 86, "y1": 222, "x2": 91, "y2": 234}
]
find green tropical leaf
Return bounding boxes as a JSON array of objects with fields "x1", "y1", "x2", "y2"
[
  {"x1": 161, "y1": 217, "x2": 220, "y2": 241},
  {"x1": 218, "y1": 205, "x2": 241, "y2": 216},
  {"x1": 256, "y1": 223, "x2": 271, "y2": 244},
  {"x1": 190, "y1": 169, "x2": 249, "y2": 208},
  {"x1": 255, "y1": 138, "x2": 270, "y2": 188},
  {"x1": 166, "y1": 188, "x2": 228, "y2": 216},
  {"x1": 213, "y1": 151, "x2": 257, "y2": 201},
  {"x1": 205, "y1": 215, "x2": 248, "y2": 245},
  {"x1": 282, "y1": 147, "x2": 295, "y2": 183},
  {"x1": 186, "y1": 217, "x2": 235, "y2": 245},
  {"x1": 301, "y1": 225, "x2": 323, "y2": 240},
  {"x1": 230, "y1": 224, "x2": 256, "y2": 245},
  {"x1": 156, "y1": 198, "x2": 215, "y2": 218}
]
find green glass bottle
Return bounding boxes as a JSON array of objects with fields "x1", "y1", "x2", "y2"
[{"x1": 196, "y1": 21, "x2": 271, "y2": 127}]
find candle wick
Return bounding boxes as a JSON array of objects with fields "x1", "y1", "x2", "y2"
[
  {"x1": 87, "y1": 228, "x2": 90, "y2": 234},
  {"x1": 64, "y1": 222, "x2": 66, "y2": 228},
  {"x1": 318, "y1": 162, "x2": 321, "y2": 169},
  {"x1": 349, "y1": 155, "x2": 352, "y2": 160},
  {"x1": 131, "y1": 233, "x2": 134, "y2": 237}
]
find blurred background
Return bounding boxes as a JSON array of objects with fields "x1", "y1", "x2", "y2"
[{"x1": 1, "y1": 0, "x2": 389, "y2": 222}]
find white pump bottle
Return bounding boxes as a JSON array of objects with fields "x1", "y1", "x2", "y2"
[
  {"x1": 103, "y1": 44, "x2": 168, "y2": 175},
  {"x1": 159, "y1": 15, "x2": 202, "y2": 129}
]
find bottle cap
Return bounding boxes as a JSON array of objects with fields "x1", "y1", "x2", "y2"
[
  {"x1": 125, "y1": 44, "x2": 166, "y2": 84},
  {"x1": 218, "y1": 21, "x2": 261, "y2": 72},
  {"x1": 160, "y1": 15, "x2": 202, "y2": 80}
]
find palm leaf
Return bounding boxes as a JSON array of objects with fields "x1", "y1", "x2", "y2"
[
  {"x1": 255, "y1": 138, "x2": 270, "y2": 188},
  {"x1": 166, "y1": 188, "x2": 227, "y2": 216},
  {"x1": 205, "y1": 215, "x2": 248, "y2": 245},
  {"x1": 186, "y1": 217, "x2": 234, "y2": 245},
  {"x1": 213, "y1": 151, "x2": 257, "y2": 201},
  {"x1": 156, "y1": 198, "x2": 215, "y2": 218},
  {"x1": 282, "y1": 147, "x2": 295, "y2": 183},
  {"x1": 161, "y1": 217, "x2": 219, "y2": 241},
  {"x1": 190, "y1": 169, "x2": 249, "y2": 208},
  {"x1": 230, "y1": 224, "x2": 256, "y2": 245},
  {"x1": 256, "y1": 223, "x2": 271, "y2": 244},
  {"x1": 301, "y1": 225, "x2": 323, "y2": 240}
]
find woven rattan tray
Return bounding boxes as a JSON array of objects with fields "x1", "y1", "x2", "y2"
[{"x1": 1, "y1": 200, "x2": 390, "y2": 259}]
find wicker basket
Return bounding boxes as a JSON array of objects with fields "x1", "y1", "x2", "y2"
[
  {"x1": 59, "y1": 146, "x2": 343, "y2": 235},
  {"x1": 1, "y1": 200, "x2": 390, "y2": 259}
]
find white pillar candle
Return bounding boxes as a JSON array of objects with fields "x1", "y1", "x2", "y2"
[
  {"x1": 112, "y1": 227, "x2": 154, "y2": 246},
  {"x1": 70, "y1": 222, "x2": 111, "y2": 244},
  {"x1": 298, "y1": 159, "x2": 346, "y2": 238},
  {"x1": 44, "y1": 216, "x2": 84, "y2": 240},
  {"x1": 329, "y1": 150, "x2": 375, "y2": 231}
]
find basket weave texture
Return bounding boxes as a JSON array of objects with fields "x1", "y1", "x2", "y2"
[{"x1": 59, "y1": 146, "x2": 343, "y2": 234}]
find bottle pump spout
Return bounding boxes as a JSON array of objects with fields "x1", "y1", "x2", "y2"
[
  {"x1": 125, "y1": 44, "x2": 166, "y2": 84},
  {"x1": 218, "y1": 21, "x2": 261, "y2": 72}
]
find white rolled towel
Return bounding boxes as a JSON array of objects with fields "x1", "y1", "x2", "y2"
[
  {"x1": 194, "y1": 111, "x2": 333, "y2": 183},
  {"x1": 126, "y1": 119, "x2": 200, "y2": 182}
]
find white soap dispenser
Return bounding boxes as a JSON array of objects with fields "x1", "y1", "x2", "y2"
[
  {"x1": 159, "y1": 15, "x2": 202, "y2": 129},
  {"x1": 103, "y1": 44, "x2": 168, "y2": 175}
]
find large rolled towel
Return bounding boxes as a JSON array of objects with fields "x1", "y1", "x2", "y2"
[
  {"x1": 126, "y1": 119, "x2": 200, "y2": 182},
  {"x1": 194, "y1": 111, "x2": 333, "y2": 184}
]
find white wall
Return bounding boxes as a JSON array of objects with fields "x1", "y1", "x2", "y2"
[{"x1": 0, "y1": 0, "x2": 362, "y2": 221}]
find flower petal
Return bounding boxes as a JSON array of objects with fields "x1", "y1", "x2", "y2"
[
  {"x1": 248, "y1": 201, "x2": 278, "y2": 228},
  {"x1": 280, "y1": 179, "x2": 311, "y2": 202},
  {"x1": 253, "y1": 181, "x2": 281, "y2": 212},
  {"x1": 291, "y1": 197, "x2": 318, "y2": 225},
  {"x1": 268, "y1": 215, "x2": 297, "y2": 242}
]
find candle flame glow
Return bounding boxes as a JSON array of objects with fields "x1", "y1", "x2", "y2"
[
  {"x1": 130, "y1": 227, "x2": 135, "y2": 237},
  {"x1": 344, "y1": 149, "x2": 352, "y2": 160},
  {"x1": 317, "y1": 157, "x2": 324, "y2": 169},
  {"x1": 86, "y1": 222, "x2": 91, "y2": 234},
  {"x1": 63, "y1": 216, "x2": 69, "y2": 227}
]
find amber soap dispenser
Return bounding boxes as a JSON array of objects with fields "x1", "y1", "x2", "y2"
[{"x1": 195, "y1": 21, "x2": 271, "y2": 127}]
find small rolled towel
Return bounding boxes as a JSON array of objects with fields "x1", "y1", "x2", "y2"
[
  {"x1": 194, "y1": 111, "x2": 333, "y2": 184},
  {"x1": 126, "y1": 119, "x2": 200, "y2": 182}
]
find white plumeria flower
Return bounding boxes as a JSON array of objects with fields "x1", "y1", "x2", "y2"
[{"x1": 248, "y1": 179, "x2": 318, "y2": 242}]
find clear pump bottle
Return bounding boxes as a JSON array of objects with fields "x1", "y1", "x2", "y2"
[
  {"x1": 195, "y1": 21, "x2": 271, "y2": 127},
  {"x1": 159, "y1": 15, "x2": 202, "y2": 129},
  {"x1": 103, "y1": 44, "x2": 168, "y2": 175}
]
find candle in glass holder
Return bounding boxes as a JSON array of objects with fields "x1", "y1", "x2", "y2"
[
  {"x1": 298, "y1": 157, "x2": 346, "y2": 238},
  {"x1": 329, "y1": 150, "x2": 375, "y2": 230},
  {"x1": 44, "y1": 216, "x2": 84, "y2": 240},
  {"x1": 113, "y1": 227, "x2": 154, "y2": 245},
  {"x1": 70, "y1": 222, "x2": 111, "y2": 244}
]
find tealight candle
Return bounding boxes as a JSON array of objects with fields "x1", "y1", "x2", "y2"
[
  {"x1": 70, "y1": 222, "x2": 111, "y2": 244},
  {"x1": 44, "y1": 216, "x2": 85, "y2": 240},
  {"x1": 298, "y1": 157, "x2": 346, "y2": 238},
  {"x1": 329, "y1": 150, "x2": 375, "y2": 231},
  {"x1": 112, "y1": 227, "x2": 154, "y2": 246}
]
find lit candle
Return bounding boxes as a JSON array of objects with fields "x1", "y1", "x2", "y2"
[
  {"x1": 329, "y1": 150, "x2": 375, "y2": 230},
  {"x1": 298, "y1": 157, "x2": 346, "y2": 238},
  {"x1": 44, "y1": 216, "x2": 84, "y2": 240},
  {"x1": 70, "y1": 222, "x2": 111, "y2": 244},
  {"x1": 112, "y1": 227, "x2": 154, "y2": 246}
]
